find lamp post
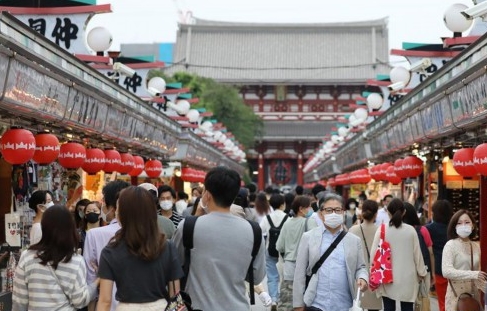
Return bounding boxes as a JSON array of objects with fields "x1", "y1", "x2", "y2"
[
  {"x1": 86, "y1": 26, "x2": 113, "y2": 56},
  {"x1": 444, "y1": 3, "x2": 473, "y2": 38}
]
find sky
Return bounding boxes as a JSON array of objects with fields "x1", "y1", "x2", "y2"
[{"x1": 89, "y1": 0, "x2": 477, "y2": 66}]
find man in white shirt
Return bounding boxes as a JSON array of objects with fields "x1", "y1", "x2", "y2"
[
  {"x1": 375, "y1": 194, "x2": 393, "y2": 225},
  {"x1": 84, "y1": 180, "x2": 130, "y2": 311}
]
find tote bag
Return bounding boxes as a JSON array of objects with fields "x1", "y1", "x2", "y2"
[{"x1": 369, "y1": 223, "x2": 393, "y2": 291}]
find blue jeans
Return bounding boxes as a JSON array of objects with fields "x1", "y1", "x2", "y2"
[
  {"x1": 266, "y1": 252, "x2": 280, "y2": 303},
  {"x1": 383, "y1": 296, "x2": 413, "y2": 311}
]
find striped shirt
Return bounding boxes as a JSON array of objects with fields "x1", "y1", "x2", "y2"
[
  {"x1": 13, "y1": 250, "x2": 97, "y2": 311},
  {"x1": 169, "y1": 211, "x2": 182, "y2": 228}
]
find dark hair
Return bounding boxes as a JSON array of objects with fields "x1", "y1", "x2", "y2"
[
  {"x1": 362, "y1": 200, "x2": 379, "y2": 221},
  {"x1": 248, "y1": 193, "x2": 256, "y2": 204},
  {"x1": 28, "y1": 190, "x2": 47, "y2": 212},
  {"x1": 103, "y1": 180, "x2": 130, "y2": 209},
  {"x1": 81, "y1": 202, "x2": 102, "y2": 231},
  {"x1": 246, "y1": 183, "x2": 257, "y2": 194},
  {"x1": 29, "y1": 205, "x2": 78, "y2": 269},
  {"x1": 74, "y1": 198, "x2": 91, "y2": 227},
  {"x1": 382, "y1": 194, "x2": 393, "y2": 202},
  {"x1": 387, "y1": 198, "x2": 404, "y2": 228},
  {"x1": 158, "y1": 185, "x2": 176, "y2": 200},
  {"x1": 269, "y1": 193, "x2": 285, "y2": 210},
  {"x1": 177, "y1": 191, "x2": 189, "y2": 201},
  {"x1": 295, "y1": 185, "x2": 304, "y2": 195},
  {"x1": 402, "y1": 202, "x2": 421, "y2": 226},
  {"x1": 255, "y1": 192, "x2": 271, "y2": 215},
  {"x1": 291, "y1": 195, "x2": 311, "y2": 215},
  {"x1": 191, "y1": 197, "x2": 201, "y2": 216},
  {"x1": 447, "y1": 209, "x2": 477, "y2": 240},
  {"x1": 234, "y1": 188, "x2": 249, "y2": 208},
  {"x1": 191, "y1": 186, "x2": 203, "y2": 196},
  {"x1": 112, "y1": 186, "x2": 166, "y2": 260},
  {"x1": 264, "y1": 186, "x2": 274, "y2": 195},
  {"x1": 311, "y1": 184, "x2": 326, "y2": 197},
  {"x1": 204, "y1": 166, "x2": 241, "y2": 207},
  {"x1": 345, "y1": 198, "x2": 358, "y2": 211},
  {"x1": 358, "y1": 191, "x2": 367, "y2": 201},
  {"x1": 432, "y1": 200, "x2": 453, "y2": 224},
  {"x1": 284, "y1": 192, "x2": 295, "y2": 214}
]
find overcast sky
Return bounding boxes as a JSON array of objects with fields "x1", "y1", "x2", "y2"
[{"x1": 90, "y1": 0, "x2": 477, "y2": 65}]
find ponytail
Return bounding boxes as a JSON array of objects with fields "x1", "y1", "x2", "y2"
[{"x1": 387, "y1": 198, "x2": 404, "y2": 228}]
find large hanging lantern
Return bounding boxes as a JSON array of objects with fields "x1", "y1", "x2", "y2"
[
  {"x1": 33, "y1": 133, "x2": 59, "y2": 165},
  {"x1": 58, "y1": 142, "x2": 86, "y2": 169},
  {"x1": 119, "y1": 153, "x2": 135, "y2": 174},
  {"x1": 394, "y1": 159, "x2": 407, "y2": 179},
  {"x1": 128, "y1": 156, "x2": 145, "y2": 177},
  {"x1": 103, "y1": 149, "x2": 121, "y2": 173},
  {"x1": 453, "y1": 148, "x2": 477, "y2": 177},
  {"x1": 82, "y1": 148, "x2": 105, "y2": 174},
  {"x1": 145, "y1": 159, "x2": 163, "y2": 178},
  {"x1": 1, "y1": 128, "x2": 36, "y2": 164},
  {"x1": 356, "y1": 168, "x2": 371, "y2": 184},
  {"x1": 402, "y1": 155, "x2": 423, "y2": 178},
  {"x1": 386, "y1": 166, "x2": 402, "y2": 185},
  {"x1": 378, "y1": 163, "x2": 391, "y2": 181},
  {"x1": 473, "y1": 143, "x2": 487, "y2": 175}
]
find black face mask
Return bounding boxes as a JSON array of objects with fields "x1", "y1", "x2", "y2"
[{"x1": 85, "y1": 213, "x2": 100, "y2": 224}]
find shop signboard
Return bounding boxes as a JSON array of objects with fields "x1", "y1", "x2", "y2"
[
  {"x1": 65, "y1": 88, "x2": 108, "y2": 134},
  {"x1": 3, "y1": 59, "x2": 69, "y2": 121}
]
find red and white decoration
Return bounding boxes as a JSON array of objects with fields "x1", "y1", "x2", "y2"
[
  {"x1": 128, "y1": 156, "x2": 145, "y2": 177},
  {"x1": 401, "y1": 156, "x2": 423, "y2": 178},
  {"x1": 103, "y1": 149, "x2": 121, "y2": 173},
  {"x1": 145, "y1": 159, "x2": 163, "y2": 178},
  {"x1": 119, "y1": 153, "x2": 135, "y2": 174},
  {"x1": 0, "y1": 128, "x2": 36, "y2": 165},
  {"x1": 473, "y1": 143, "x2": 487, "y2": 176},
  {"x1": 58, "y1": 142, "x2": 86, "y2": 169},
  {"x1": 453, "y1": 148, "x2": 477, "y2": 177},
  {"x1": 385, "y1": 166, "x2": 402, "y2": 185},
  {"x1": 82, "y1": 148, "x2": 105, "y2": 174},
  {"x1": 33, "y1": 133, "x2": 60, "y2": 165}
]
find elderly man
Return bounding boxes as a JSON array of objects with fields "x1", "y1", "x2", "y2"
[{"x1": 293, "y1": 193, "x2": 368, "y2": 311}]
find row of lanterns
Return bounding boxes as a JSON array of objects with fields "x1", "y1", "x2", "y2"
[
  {"x1": 180, "y1": 168, "x2": 206, "y2": 183},
  {"x1": 0, "y1": 128, "x2": 163, "y2": 178},
  {"x1": 452, "y1": 145, "x2": 487, "y2": 177}
]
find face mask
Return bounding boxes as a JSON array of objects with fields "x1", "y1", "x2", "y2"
[
  {"x1": 85, "y1": 213, "x2": 100, "y2": 224},
  {"x1": 324, "y1": 213, "x2": 343, "y2": 229},
  {"x1": 45, "y1": 201, "x2": 54, "y2": 209},
  {"x1": 305, "y1": 209, "x2": 313, "y2": 218},
  {"x1": 456, "y1": 225, "x2": 472, "y2": 238},
  {"x1": 160, "y1": 200, "x2": 173, "y2": 211},
  {"x1": 349, "y1": 203, "x2": 356, "y2": 209}
]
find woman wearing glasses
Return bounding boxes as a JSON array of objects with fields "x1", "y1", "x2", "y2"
[{"x1": 293, "y1": 193, "x2": 368, "y2": 311}]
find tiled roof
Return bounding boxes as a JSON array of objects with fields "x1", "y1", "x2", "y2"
[{"x1": 164, "y1": 17, "x2": 390, "y2": 83}]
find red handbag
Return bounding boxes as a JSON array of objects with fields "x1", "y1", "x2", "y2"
[{"x1": 369, "y1": 223, "x2": 393, "y2": 291}]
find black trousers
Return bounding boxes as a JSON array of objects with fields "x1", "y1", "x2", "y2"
[{"x1": 305, "y1": 307, "x2": 323, "y2": 311}]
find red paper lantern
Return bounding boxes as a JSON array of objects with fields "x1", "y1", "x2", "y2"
[
  {"x1": 328, "y1": 177, "x2": 335, "y2": 187},
  {"x1": 145, "y1": 159, "x2": 163, "y2": 178},
  {"x1": 356, "y1": 168, "x2": 371, "y2": 184},
  {"x1": 82, "y1": 148, "x2": 105, "y2": 174},
  {"x1": 379, "y1": 163, "x2": 391, "y2": 181},
  {"x1": 0, "y1": 128, "x2": 36, "y2": 164},
  {"x1": 32, "y1": 133, "x2": 59, "y2": 165},
  {"x1": 128, "y1": 156, "x2": 145, "y2": 177},
  {"x1": 386, "y1": 166, "x2": 402, "y2": 185},
  {"x1": 394, "y1": 159, "x2": 407, "y2": 179},
  {"x1": 402, "y1": 156, "x2": 423, "y2": 178},
  {"x1": 103, "y1": 149, "x2": 121, "y2": 173},
  {"x1": 369, "y1": 165, "x2": 379, "y2": 181},
  {"x1": 58, "y1": 142, "x2": 86, "y2": 169},
  {"x1": 453, "y1": 148, "x2": 477, "y2": 177},
  {"x1": 473, "y1": 143, "x2": 487, "y2": 175},
  {"x1": 119, "y1": 153, "x2": 135, "y2": 174}
]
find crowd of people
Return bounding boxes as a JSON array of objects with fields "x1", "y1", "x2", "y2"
[{"x1": 10, "y1": 171, "x2": 487, "y2": 311}]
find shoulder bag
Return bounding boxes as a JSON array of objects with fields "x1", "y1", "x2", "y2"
[
  {"x1": 448, "y1": 243, "x2": 483, "y2": 311},
  {"x1": 369, "y1": 223, "x2": 393, "y2": 291}
]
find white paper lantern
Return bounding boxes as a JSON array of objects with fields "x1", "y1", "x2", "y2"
[
  {"x1": 213, "y1": 131, "x2": 223, "y2": 141},
  {"x1": 218, "y1": 134, "x2": 227, "y2": 144},
  {"x1": 444, "y1": 4, "x2": 473, "y2": 33},
  {"x1": 390, "y1": 66, "x2": 411, "y2": 85},
  {"x1": 148, "y1": 77, "x2": 166, "y2": 93},
  {"x1": 354, "y1": 107, "x2": 369, "y2": 121},
  {"x1": 338, "y1": 126, "x2": 349, "y2": 137},
  {"x1": 200, "y1": 121, "x2": 213, "y2": 132},
  {"x1": 186, "y1": 109, "x2": 200, "y2": 123},
  {"x1": 168, "y1": 100, "x2": 190, "y2": 115},
  {"x1": 86, "y1": 27, "x2": 113, "y2": 53},
  {"x1": 366, "y1": 93, "x2": 383, "y2": 110}
]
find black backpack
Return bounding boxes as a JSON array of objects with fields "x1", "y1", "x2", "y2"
[
  {"x1": 182, "y1": 216, "x2": 262, "y2": 305},
  {"x1": 415, "y1": 226, "x2": 431, "y2": 273},
  {"x1": 266, "y1": 215, "x2": 288, "y2": 258}
]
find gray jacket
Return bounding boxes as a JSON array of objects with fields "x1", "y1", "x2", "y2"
[{"x1": 293, "y1": 226, "x2": 368, "y2": 308}]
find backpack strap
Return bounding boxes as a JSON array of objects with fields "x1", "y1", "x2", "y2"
[
  {"x1": 266, "y1": 214, "x2": 275, "y2": 228},
  {"x1": 247, "y1": 220, "x2": 262, "y2": 305},
  {"x1": 182, "y1": 216, "x2": 198, "y2": 289},
  {"x1": 277, "y1": 215, "x2": 288, "y2": 229}
]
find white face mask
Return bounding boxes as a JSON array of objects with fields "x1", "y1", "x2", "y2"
[
  {"x1": 175, "y1": 201, "x2": 188, "y2": 211},
  {"x1": 456, "y1": 225, "x2": 472, "y2": 238},
  {"x1": 324, "y1": 213, "x2": 344, "y2": 229},
  {"x1": 160, "y1": 200, "x2": 173, "y2": 211},
  {"x1": 45, "y1": 201, "x2": 54, "y2": 208},
  {"x1": 349, "y1": 203, "x2": 356, "y2": 209}
]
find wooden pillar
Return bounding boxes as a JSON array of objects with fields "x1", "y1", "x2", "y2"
[
  {"x1": 480, "y1": 175, "x2": 487, "y2": 272},
  {"x1": 258, "y1": 154, "x2": 265, "y2": 191},
  {"x1": 297, "y1": 154, "x2": 304, "y2": 186}
]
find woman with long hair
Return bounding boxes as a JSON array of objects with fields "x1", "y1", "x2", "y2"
[
  {"x1": 78, "y1": 201, "x2": 102, "y2": 254},
  {"x1": 349, "y1": 200, "x2": 382, "y2": 311},
  {"x1": 442, "y1": 209, "x2": 486, "y2": 311},
  {"x1": 97, "y1": 186, "x2": 183, "y2": 311},
  {"x1": 13, "y1": 205, "x2": 98, "y2": 310},
  {"x1": 28, "y1": 190, "x2": 54, "y2": 245},
  {"x1": 254, "y1": 191, "x2": 272, "y2": 223},
  {"x1": 370, "y1": 198, "x2": 427, "y2": 311},
  {"x1": 425, "y1": 200, "x2": 453, "y2": 311}
]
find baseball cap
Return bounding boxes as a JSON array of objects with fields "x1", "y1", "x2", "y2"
[{"x1": 138, "y1": 183, "x2": 158, "y2": 197}]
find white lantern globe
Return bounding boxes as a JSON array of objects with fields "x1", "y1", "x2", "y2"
[
  {"x1": 366, "y1": 93, "x2": 383, "y2": 110},
  {"x1": 200, "y1": 121, "x2": 213, "y2": 132},
  {"x1": 390, "y1": 66, "x2": 411, "y2": 85},
  {"x1": 331, "y1": 135, "x2": 341, "y2": 144},
  {"x1": 186, "y1": 109, "x2": 200, "y2": 123},
  {"x1": 325, "y1": 141, "x2": 334, "y2": 149},
  {"x1": 148, "y1": 77, "x2": 166, "y2": 93},
  {"x1": 168, "y1": 100, "x2": 190, "y2": 115},
  {"x1": 354, "y1": 107, "x2": 369, "y2": 121},
  {"x1": 213, "y1": 131, "x2": 223, "y2": 141},
  {"x1": 349, "y1": 114, "x2": 359, "y2": 127},
  {"x1": 224, "y1": 139, "x2": 234, "y2": 148},
  {"x1": 444, "y1": 4, "x2": 473, "y2": 33},
  {"x1": 218, "y1": 134, "x2": 227, "y2": 144},
  {"x1": 338, "y1": 126, "x2": 349, "y2": 137},
  {"x1": 86, "y1": 27, "x2": 113, "y2": 53}
]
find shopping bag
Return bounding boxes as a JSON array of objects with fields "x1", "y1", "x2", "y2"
[
  {"x1": 349, "y1": 288, "x2": 362, "y2": 311},
  {"x1": 369, "y1": 223, "x2": 393, "y2": 291}
]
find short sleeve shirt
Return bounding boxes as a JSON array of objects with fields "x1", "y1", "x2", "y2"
[{"x1": 98, "y1": 240, "x2": 183, "y2": 303}]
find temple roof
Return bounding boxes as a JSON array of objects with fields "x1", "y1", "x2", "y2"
[{"x1": 164, "y1": 17, "x2": 390, "y2": 84}]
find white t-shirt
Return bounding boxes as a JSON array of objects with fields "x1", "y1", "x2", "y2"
[
  {"x1": 375, "y1": 207, "x2": 390, "y2": 225},
  {"x1": 29, "y1": 222, "x2": 42, "y2": 245}
]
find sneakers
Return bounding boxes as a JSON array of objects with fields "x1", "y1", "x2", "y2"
[
  {"x1": 271, "y1": 303, "x2": 277, "y2": 311},
  {"x1": 258, "y1": 291, "x2": 272, "y2": 307}
]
